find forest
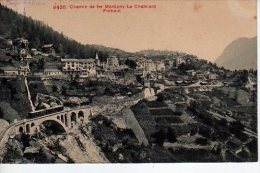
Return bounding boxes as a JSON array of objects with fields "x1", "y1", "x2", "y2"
[{"x1": 0, "y1": 3, "x2": 109, "y2": 60}]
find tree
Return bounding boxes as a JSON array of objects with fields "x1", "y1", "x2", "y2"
[
  {"x1": 195, "y1": 137, "x2": 209, "y2": 146},
  {"x1": 230, "y1": 121, "x2": 244, "y2": 133},
  {"x1": 156, "y1": 94, "x2": 165, "y2": 102},
  {"x1": 198, "y1": 125, "x2": 212, "y2": 138},
  {"x1": 38, "y1": 58, "x2": 45, "y2": 70},
  {"x1": 190, "y1": 127, "x2": 198, "y2": 136},
  {"x1": 246, "y1": 139, "x2": 257, "y2": 153},
  {"x1": 125, "y1": 59, "x2": 137, "y2": 69},
  {"x1": 151, "y1": 129, "x2": 166, "y2": 146},
  {"x1": 98, "y1": 51, "x2": 108, "y2": 63},
  {"x1": 61, "y1": 86, "x2": 67, "y2": 95},
  {"x1": 167, "y1": 127, "x2": 177, "y2": 142},
  {"x1": 0, "y1": 4, "x2": 100, "y2": 59},
  {"x1": 178, "y1": 63, "x2": 196, "y2": 74},
  {"x1": 8, "y1": 59, "x2": 13, "y2": 64},
  {"x1": 1, "y1": 78, "x2": 7, "y2": 85},
  {"x1": 0, "y1": 107, "x2": 4, "y2": 118},
  {"x1": 229, "y1": 121, "x2": 245, "y2": 140},
  {"x1": 52, "y1": 85, "x2": 58, "y2": 92}
]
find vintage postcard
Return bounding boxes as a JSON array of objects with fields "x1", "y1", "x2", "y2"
[{"x1": 0, "y1": 0, "x2": 258, "y2": 167}]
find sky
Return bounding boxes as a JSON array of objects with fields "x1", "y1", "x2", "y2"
[{"x1": 1, "y1": 0, "x2": 257, "y2": 62}]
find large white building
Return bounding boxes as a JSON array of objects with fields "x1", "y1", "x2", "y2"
[
  {"x1": 106, "y1": 56, "x2": 119, "y2": 70},
  {"x1": 61, "y1": 58, "x2": 97, "y2": 77},
  {"x1": 176, "y1": 56, "x2": 187, "y2": 66},
  {"x1": 155, "y1": 61, "x2": 165, "y2": 72},
  {"x1": 44, "y1": 68, "x2": 62, "y2": 76},
  {"x1": 0, "y1": 65, "x2": 30, "y2": 76},
  {"x1": 144, "y1": 60, "x2": 156, "y2": 72}
]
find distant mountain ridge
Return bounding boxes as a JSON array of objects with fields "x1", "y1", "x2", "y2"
[
  {"x1": 136, "y1": 49, "x2": 180, "y2": 56},
  {"x1": 215, "y1": 37, "x2": 257, "y2": 70}
]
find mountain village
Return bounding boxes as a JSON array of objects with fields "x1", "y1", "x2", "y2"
[{"x1": 0, "y1": 35, "x2": 257, "y2": 163}]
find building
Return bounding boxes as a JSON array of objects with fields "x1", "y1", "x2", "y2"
[
  {"x1": 95, "y1": 52, "x2": 101, "y2": 66},
  {"x1": 106, "y1": 56, "x2": 119, "y2": 70},
  {"x1": 186, "y1": 70, "x2": 196, "y2": 77},
  {"x1": 131, "y1": 56, "x2": 147, "y2": 69},
  {"x1": 18, "y1": 48, "x2": 33, "y2": 61},
  {"x1": 31, "y1": 48, "x2": 39, "y2": 56},
  {"x1": 0, "y1": 38, "x2": 12, "y2": 48},
  {"x1": 0, "y1": 66, "x2": 19, "y2": 76},
  {"x1": 13, "y1": 38, "x2": 29, "y2": 48},
  {"x1": 42, "y1": 44, "x2": 55, "y2": 54},
  {"x1": 19, "y1": 64, "x2": 30, "y2": 76},
  {"x1": 207, "y1": 73, "x2": 219, "y2": 80},
  {"x1": 155, "y1": 61, "x2": 165, "y2": 72},
  {"x1": 164, "y1": 59, "x2": 174, "y2": 67},
  {"x1": 245, "y1": 74, "x2": 257, "y2": 91},
  {"x1": 0, "y1": 65, "x2": 30, "y2": 76},
  {"x1": 176, "y1": 56, "x2": 186, "y2": 66},
  {"x1": 61, "y1": 58, "x2": 96, "y2": 77},
  {"x1": 96, "y1": 66, "x2": 105, "y2": 78},
  {"x1": 44, "y1": 68, "x2": 62, "y2": 76},
  {"x1": 25, "y1": 54, "x2": 33, "y2": 60},
  {"x1": 196, "y1": 73, "x2": 206, "y2": 80},
  {"x1": 19, "y1": 48, "x2": 28, "y2": 57},
  {"x1": 185, "y1": 55, "x2": 198, "y2": 63},
  {"x1": 144, "y1": 60, "x2": 156, "y2": 72}
]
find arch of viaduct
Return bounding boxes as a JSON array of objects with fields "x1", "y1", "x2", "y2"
[{"x1": 13, "y1": 108, "x2": 93, "y2": 135}]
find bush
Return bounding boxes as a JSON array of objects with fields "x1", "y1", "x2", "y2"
[
  {"x1": 230, "y1": 121, "x2": 245, "y2": 139},
  {"x1": 156, "y1": 94, "x2": 165, "y2": 102},
  {"x1": 61, "y1": 86, "x2": 67, "y2": 95},
  {"x1": 167, "y1": 127, "x2": 177, "y2": 143},
  {"x1": 198, "y1": 126, "x2": 212, "y2": 138},
  {"x1": 190, "y1": 127, "x2": 198, "y2": 136},
  {"x1": 1, "y1": 78, "x2": 7, "y2": 85},
  {"x1": 0, "y1": 107, "x2": 3, "y2": 118},
  {"x1": 52, "y1": 85, "x2": 58, "y2": 92},
  {"x1": 174, "y1": 110, "x2": 183, "y2": 116},
  {"x1": 246, "y1": 139, "x2": 257, "y2": 153},
  {"x1": 195, "y1": 137, "x2": 209, "y2": 146},
  {"x1": 151, "y1": 129, "x2": 166, "y2": 146}
]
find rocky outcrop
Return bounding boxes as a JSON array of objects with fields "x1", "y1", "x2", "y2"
[
  {"x1": 0, "y1": 101, "x2": 19, "y2": 122},
  {"x1": 44, "y1": 132, "x2": 109, "y2": 163},
  {"x1": 35, "y1": 93, "x2": 63, "y2": 110},
  {"x1": 143, "y1": 87, "x2": 155, "y2": 98},
  {"x1": 122, "y1": 108, "x2": 149, "y2": 146},
  {"x1": 65, "y1": 97, "x2": 90, "y2": 106},
  {"x1": 0, "y1": 119, "x2": 9, "y2": 134}
]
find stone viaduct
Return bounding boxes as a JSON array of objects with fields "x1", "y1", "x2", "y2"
[
  {"x1": 13, "y1": 107, "x2": 94, "y2": 135},
  {"x1": 0, "y1": 92, "x2": 143, "y2": 146}
]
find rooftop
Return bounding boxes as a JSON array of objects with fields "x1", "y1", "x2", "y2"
[
  {"x1": 0, "y1": 66, "x2": 17, "y2": 71},
  {"x1": 42, "y1": 44, "x2": 54, "y2": 48},
  {"x1": 44, "y1": 68, "x2": 61, "y2": 72},
  {"x1": 61, "y1": 58, "x2": 95, "y2": 63}
]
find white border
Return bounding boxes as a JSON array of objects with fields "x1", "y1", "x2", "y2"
[
  {"x1": 0, "y1": 0, "x2": 260, "y2": 172},
  {"x1": 0, "y1": 163, "x2": 259, "y2": 173}
]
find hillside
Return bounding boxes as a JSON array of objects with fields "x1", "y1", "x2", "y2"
[
  {"x1": 91, "y1": 44, "x2": 134, "y2": 59},
  {"x1": 0, "y1": 4, "x2": 131, "y2": 60},
  {"x1": 136, "y1": 49, "x2": 186, "y2": 61},
  {"x1": 215, "y1": 37, "x2": 257, "y2": 70},
  {"x1": 136, "y1": 49, "x2": 179, "y2": 56}
]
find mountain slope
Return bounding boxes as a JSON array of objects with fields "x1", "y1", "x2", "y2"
[
  {"x1": 215, "y1": 37, "x2": 257, "y2": 70},
  {"x1": 0, "y1": 4, "x2": 131, "y2": 60}
]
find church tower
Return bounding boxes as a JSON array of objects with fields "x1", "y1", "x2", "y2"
[{"x1": 95, "y1": 52, "x2": 100, "y2": 66}]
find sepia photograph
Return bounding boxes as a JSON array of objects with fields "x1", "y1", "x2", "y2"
[{"x1": 0, "y1": 0, "x2": 258, "y2": 170}]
